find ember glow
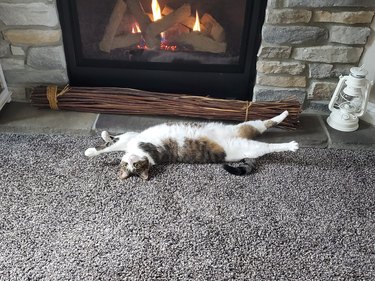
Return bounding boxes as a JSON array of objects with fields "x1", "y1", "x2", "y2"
[{"x1": 160, "y1": 41, "x2": 177, "y2": 51}]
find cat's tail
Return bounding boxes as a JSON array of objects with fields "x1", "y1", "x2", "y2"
[{"x1": 222, "y1": 158, "x2": 256, "y2": 175}]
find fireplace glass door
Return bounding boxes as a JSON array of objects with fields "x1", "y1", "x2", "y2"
[{"x1": 58, "y1": 0, "x2": 266, "y2": 99}]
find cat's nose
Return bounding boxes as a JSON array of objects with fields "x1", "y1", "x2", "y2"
[{"x1": 119, "y1": 168, "x2": 131, "y2": 179}]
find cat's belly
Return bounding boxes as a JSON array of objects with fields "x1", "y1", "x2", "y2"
[{"x1": 176, "y1": 137, "x2": 227, "y2": 163}]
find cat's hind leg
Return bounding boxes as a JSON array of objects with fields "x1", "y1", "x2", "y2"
[
  {"x1": 224, "y1": 138, "x2": 298, "y2": 161},
  {"x1": 266, "y1": 110, "x2": 289, "y2": 127},
  {"x1": 236, "y1": 110, "x2": 289, "y2": 139}
]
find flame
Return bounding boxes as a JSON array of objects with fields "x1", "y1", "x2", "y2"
[
  {"x1": 152, "y1": 0, "x2": 162, "y2": 22},
  {"x1": 193, "y1": 10, "x2": 201, "y2": 32},
  {"x1": 151, "y1": 0, "x2": 165, "y2": 42},
  {"x1": 131, "y1": 23, "x2": 141, "y2": 34}
]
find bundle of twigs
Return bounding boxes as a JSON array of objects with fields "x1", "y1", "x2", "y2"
[{"x1": 31, "y1": 85, "x2": 302, "y2": 129}]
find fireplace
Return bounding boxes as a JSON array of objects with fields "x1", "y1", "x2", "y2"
[{"x1": 57, "y1": 0, "x2": 266, "y2": 99}]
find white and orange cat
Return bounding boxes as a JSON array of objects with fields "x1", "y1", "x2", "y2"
[{"x1": 84, "y1": 111, "x2": 298, "y2": 180}]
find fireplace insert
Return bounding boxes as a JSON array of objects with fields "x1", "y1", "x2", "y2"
[{"x1": 57, "y1": 0, "x2": 266, "y2": 99}]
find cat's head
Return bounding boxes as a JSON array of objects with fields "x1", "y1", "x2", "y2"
[{"x1": 119, "y1": 153, "x2": 150, "y2": 180}]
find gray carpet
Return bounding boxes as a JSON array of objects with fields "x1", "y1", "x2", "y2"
[{"x1": 0, "y1": 133, "x2": 374, "y2": 280}]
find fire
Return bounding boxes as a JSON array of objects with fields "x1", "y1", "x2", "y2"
[
  {"x1": 132, "y1": 0, "x2": 177, "y2": 51},
  {"x1": 131, "y1": 23, "x2": 141, "y2": 34},
  {"x1": 193, "y1": 10, "x2": 201, "y2": 32},
  {"x1": 151, "y1": 0, "x2": 162, "y2": 22},
  {"x1": 151, "y1": 0, "x2": 165, "y2": 42}
]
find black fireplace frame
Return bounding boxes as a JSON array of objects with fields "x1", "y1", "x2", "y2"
[{"x1": 57, "y1": 0, "x2": 267, "y2": 100}]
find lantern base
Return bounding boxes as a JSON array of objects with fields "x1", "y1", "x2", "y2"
[{"x1": 327, "y1": 110, "x2": 359, "y2": 132}]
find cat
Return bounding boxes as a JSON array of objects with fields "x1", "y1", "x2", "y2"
[{"x1": 84, "y1": 110, "x2": 298, "y2": 180}]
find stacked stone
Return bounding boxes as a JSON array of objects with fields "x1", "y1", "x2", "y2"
[
  {"x1": 254, "y1": 0, "x2": 375, "y2": 110},
  {"x1": 0, "y1": 0, "x2": 68, "y2": 101}
]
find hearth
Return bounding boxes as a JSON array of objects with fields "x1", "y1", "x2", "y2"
[{"x1": 57, "y1": 0, "x2": 266, "y2": 99}]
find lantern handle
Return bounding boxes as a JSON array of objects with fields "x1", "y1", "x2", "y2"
[
  {"x1": 357, "y1": 79, "x2": 374, "y2": 118},
  {"x1": 328, "y1": 75, "x2": 347, "y2": 111}
]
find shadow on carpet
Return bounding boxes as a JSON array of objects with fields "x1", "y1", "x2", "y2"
[{"x1": 0, "y1": 133, "x2": 374, "y2": 280}]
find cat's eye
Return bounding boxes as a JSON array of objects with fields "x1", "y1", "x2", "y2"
[{"x1": 134, "y1": 163, "x2": 140, "y2": 169}]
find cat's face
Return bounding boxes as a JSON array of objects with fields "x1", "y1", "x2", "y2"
[{"x1": 119, "y1": 153, "x2": 150, "y2": 180}]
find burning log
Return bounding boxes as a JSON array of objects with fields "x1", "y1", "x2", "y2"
[
  {"x1": 31, "y1": 86, "x2": 302, "y2": 129},
  {"x1": 117, "y1": 14, "x2": 138, "y2": 36},
  {"x1": 161, "y1": 5, "x2": 173, "y2": 16},
  {"x1": 111, "y1": 33, "x2": 142, "y2": 50},
  {"x1": 126, "y1": 0, "x2": 151, "y2": 35},
  {"x1": 100, "y1": 0, "x2": 228, "y2": 54},
  {"x1": 201, "y1": 13, "x2": 225, "y2": 43},
  {"x1": 99, "y1": 0, "x2": 127, "y2": 53},
  {"x1": 173, "y1": 32, "x2": 227, "y2": 54},
  {"x1": 162, "y1": 5, "x2": 207, "y2": 34},
  {"x1": 145, "y1": 3, "x2": 191, "y2": 48}
]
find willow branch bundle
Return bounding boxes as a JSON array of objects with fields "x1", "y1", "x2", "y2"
[{"x1": 31, "y1": 86, "x2": 302, "y2": 129}]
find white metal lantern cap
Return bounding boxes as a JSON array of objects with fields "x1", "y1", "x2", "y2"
[
  {"x1": 327, "y1": 67, "x2": 374, "y2": 132},
  {"x1": 350, "y1": 67, "x2": 368, "y2": 78}
]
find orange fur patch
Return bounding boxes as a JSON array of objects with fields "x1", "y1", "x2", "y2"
[
  {"x1": 237, "y1": 125, "x2": 260, "y2": 139},
  {"x1": 199, "y1": 137, "x2": 225, "y2": 155},
  {"x1": 181, "y1": 137, "x2": 226, "y2": 163}
]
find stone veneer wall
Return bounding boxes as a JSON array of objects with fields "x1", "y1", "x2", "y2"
[
  {"x1": 0, "y1": 0, "x2": 374, "y2": 110},
  {"x1": 0, "y1": 0, "x2": 67, "y2": 102},
  {"x1": 254, "y1": 0, "x2": 375, "y2": 110}
]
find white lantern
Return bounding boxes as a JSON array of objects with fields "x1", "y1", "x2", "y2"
[
  {"x1": 0, "y1": 63, "x2": 11, "y2": 112},
  {"x1": 327, "y1": 67, "x2": 374, "y2": 132}
]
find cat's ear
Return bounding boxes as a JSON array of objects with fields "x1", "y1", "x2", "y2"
[
  {"x1": 138, "y1": 157, "x2": 150, "y2": 180},
  {"x1": 139, "y1": 169, "x2": 150, "y2": 181}
]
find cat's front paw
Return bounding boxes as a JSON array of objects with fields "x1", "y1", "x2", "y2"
[
  {"x1": 288, "y1": 141, "x2": 299, "y2": 152},
  {"x1": 84, "y1": 147, "x2": 98, "y2": 157}
]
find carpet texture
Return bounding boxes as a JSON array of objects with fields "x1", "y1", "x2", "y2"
[{"x1": 0, "y1": 133, "x2": 374, "y2": 280}]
